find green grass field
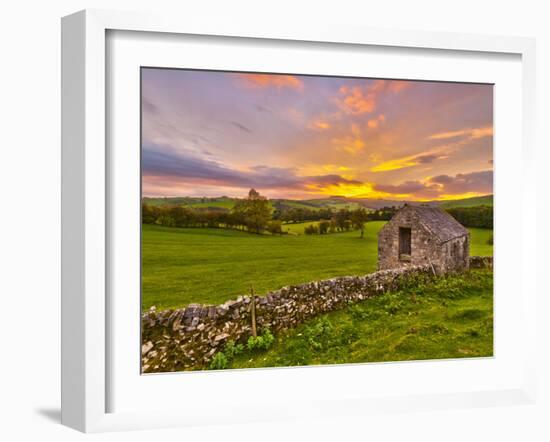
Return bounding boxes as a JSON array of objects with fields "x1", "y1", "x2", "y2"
[
  {"x1": 439, "y1": 195, "x2": 493, "y2": 208},
  {"x1": 281, "y1": 220, "x2": 339, "y2": 235},
  {"x1": 468, "y1": 228, "x2": 493, "y2": 255},
  {"x1": 185, "y1": 200, "x2": 236, "y2": 209},
  {"x1": 274, "y1": 200, "x2": 320, "y2": 211},
  {"x1": 227, "y1": 269, "x2": 493, "y2": 369},
  {"x1": 142, "y1": 222, "x2": 493, "y2": 311}
]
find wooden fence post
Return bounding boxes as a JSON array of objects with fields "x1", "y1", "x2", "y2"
[{"x1": 250, "y1": 286, "x2": 257, "y2": 338}]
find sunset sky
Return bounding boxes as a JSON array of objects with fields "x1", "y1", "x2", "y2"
[{"x1": 141, "y1": 68, "x2": 493, "y2": 201}]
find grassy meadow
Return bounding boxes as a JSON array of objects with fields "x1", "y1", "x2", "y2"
[
  {"x1": 141, "y1": 221, "x2": 493, "y2": 311},
  {"x1": 228, "y1": 269, "x2": 493, "y2": 368},
  {"x1": 282, "y1": 221, "x2": 328, "y2": 235}
]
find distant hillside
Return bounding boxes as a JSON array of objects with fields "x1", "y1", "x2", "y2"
[
  {"x1": 349, "y1": 195, "x2": 493, "y2": 210},
  {"x1": 142, "y1": 196, "x2": 365, "y2": 212},
  {"x1": 349, "y1": 198, "x2": 417, "y2": 210},
  {"x1": 438, "y1": 195, "x2": 493, "y2": 209},
  {"x1": 142, "y1": 196, "x2": 237, "y2": 210},
  {"x1": 301, "y1": 198, "x2": 364, "y2": 211},
  {"x1": 142, "y1": 194, "x2": 493, "y2": 211}
]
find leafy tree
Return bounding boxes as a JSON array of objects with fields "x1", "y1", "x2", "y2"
[
  {"x1": 232, "y1": 189, "x2": 271, "y2": 234},
  {"x1": 266, "y1": 220, "x2": 283, "y2": 235},
  {"x1": 318, "y1": 220, "x2": 330, "y2": 234},
  {"x1": 142, "y1": 203, "x2": 160, "y2": 224},
  {"x1": 369, "y1": 206, "x2": 398, "y2": 221},
  {"x1": 351, "y1": 208, "x2": 369, "y2": 238},
  {"x1": 304, "y1": 224, "x2": 319, "y2": 235},
  {"x1": 445, "y1": 206, "x2": 493, "y2": 229},
  {"x1": 334, "y1": 209, "x2": 350, "y2": 231}
]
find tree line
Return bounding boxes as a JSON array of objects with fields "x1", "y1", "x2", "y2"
[
  {"x1": 142, "y1": 189, "x2": 493, "y2": 236},
  {"x1": 445, "y1": 206, "x2": 493, "y2": 229},
  {"x1": 303, "y1": 208, "x2": 370, "y2": 238},
  {"x1": 142, "y1": 189, "x2": 396, "y2": 237},
  {"x1": 272, "y1": 205, "x2": 397, "y2": 224},
  {"x1": 143, "y1": 189, "x2": 279, "y2": 234}
]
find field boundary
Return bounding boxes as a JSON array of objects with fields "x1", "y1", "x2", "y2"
[{"x1": 141, "y1": 256, "x2": 492, "y2": 373}]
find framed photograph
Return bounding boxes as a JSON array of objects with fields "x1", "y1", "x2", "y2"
[
  {"x1": 61, "y1": 9, "x2": 537, "y2": 433},
  {"x1": 139, "y1": 68, "x2": 494, "y2": 375}
]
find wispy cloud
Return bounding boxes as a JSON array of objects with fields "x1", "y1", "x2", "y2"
[
  {"x1": 142, "y1": 98, "x2": 159, "y2": 114},
  {"x1": 229, "y1": 121, "x2": 252, "y2": 133},
  {"x1": 236, "y1": 73, "x2": 304, "y2": 90},
  {"x1": 370, "y1": 150, "x2": 449, "y2": 172},
  {"x1": 428, "y1": 126, "x2": 493, "y2": 141},
  {"x1": 369, "y1": 124, "x2": 492, "y2": 173}
]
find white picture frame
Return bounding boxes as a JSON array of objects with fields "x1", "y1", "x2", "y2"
[{"x1": 61, "y1": 9, "x2": 537, "y2": 433}]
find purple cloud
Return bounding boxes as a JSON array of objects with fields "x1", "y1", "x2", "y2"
[
  {"x1": 142, "y1": 143, "x2": 359, "y2": 192},
  {"x1": 429, "y1": 170, "x2": 493, "y2": 194}
]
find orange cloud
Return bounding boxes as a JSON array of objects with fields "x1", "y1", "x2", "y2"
[
  {"x1": 367, "y1": 114, "x2": 386, "y2": 129},
  {"x1": 387, "y1": 81, "x2": 412, "y2": 93},
  {"x1": 333, "y1": 136, "x2": 365, "y2": 155},
  {"x1": 336, "y1": 85, "x2": 376, "y2": 115},
  {"x1": 336, "y1": 80, "x2": 409, "y2": 115},
  {"x1": 371, "y1": 156, "x2": 418, "y2": 172},
  {"x1": 308, "y1": 120, "x2": 331, "y2": 130},
  {"x1": 371, "y1": 150, "x2": 449, "y2": 172},
  {"x1": 367, "y1": 119, "x2": 378, "y2": 129},
  {"x1": 237, "y1": 73, "x2": 304, "y2": 90},
  {"x1": 429, "y1": 126, "x2": 493, "y2": 140},
  {"x1": 331, "y1": 123, "x2": 366, "y2": 154},
  {"x1": 299, "y1": 164, "x2": 354, "y2": 180}
]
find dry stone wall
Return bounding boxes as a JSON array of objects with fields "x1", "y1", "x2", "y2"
[
  {"x1": 141, "y1": 265, "x2": 436, "y2": 373},
  {"x1": 141, "y1": 257, "x2": 492, "y2": 373}
]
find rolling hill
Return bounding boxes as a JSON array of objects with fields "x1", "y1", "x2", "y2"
[
  {"x1": 142, "y1": 194, "x2": 493, "y2": 211},
  {"x1": 438, "y1": 195, "x2": 493, "y2": 208}
]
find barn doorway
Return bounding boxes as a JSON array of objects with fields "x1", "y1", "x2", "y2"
[{"x1": 399, "y1": 227, "x2": 412, "y2": 258}]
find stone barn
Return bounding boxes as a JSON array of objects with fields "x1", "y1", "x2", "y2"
[{"x1": 377, "y1": 205, "x2": 470, "y2": 273}]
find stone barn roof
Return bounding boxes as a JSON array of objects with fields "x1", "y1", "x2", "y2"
[{"x1": 401, "y1": 205, "x2": 469, "y2": 243}]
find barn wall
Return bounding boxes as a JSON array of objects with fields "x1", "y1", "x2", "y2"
[
  {"x1": 440, "y1": 235, "x2": 470, "y2": 272},
  {"x1": 378, "y1": 209, "x2": 440, "y2": 271}
]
